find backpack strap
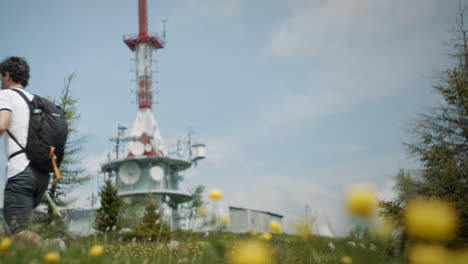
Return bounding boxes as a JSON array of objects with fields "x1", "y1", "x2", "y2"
[
  {"x1": 6, "y1": 89, "x2": 31, "y2": 160},
  {"x1": 6, "y1": 130, "x2": 26, "y2": 159},
  {"x1": 10, "y1": 88, "x2": 32, "y2": 111}
]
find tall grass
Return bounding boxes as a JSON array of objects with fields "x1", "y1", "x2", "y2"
[{"x1": 0, "y1": 231, "x2": 401, "y2": 264}]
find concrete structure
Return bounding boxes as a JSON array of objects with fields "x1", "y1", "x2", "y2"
[{"x1": 228, "y1": 206, "x2": 283, "y2": 233}]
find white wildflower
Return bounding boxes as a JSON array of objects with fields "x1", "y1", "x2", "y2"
[
  {"x1": 346, "y1": 241, "x2": 356, "y2": 248},
  {"x1": 168, "y1": 240, "x2": 179, "y2": 250},
  {"x1": 327, "y1": 242, "x2": 336, "y2": 252}
]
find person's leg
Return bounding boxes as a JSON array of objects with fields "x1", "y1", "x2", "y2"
[
  {"x1": 31, "y1": 166, "x2": 50, "y2": 208},
  {"x1": 3, "y1": 166, "x2": 35, "y2": 234}
]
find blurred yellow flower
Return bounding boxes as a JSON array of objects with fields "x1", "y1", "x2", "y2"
[
  {"x1": 340, "y1": 256, "x2": 353, "y2": 264},
  {"x1": 450, "y1": 247, "x2": 468, "y2": 264},
  {"x1": 209, "y1": 189, "x2": 223, "y2": 200},
  {"x1": 269, "y1": 220, "x2": 282, "y2": 233},
  {"x1": 0, "y1": 237, "x2": 12, "y2": 251},
  {"x1": 220, "y1": 216, "x2": 230, "y2": 224},
  {"x1": 44, "y1": 251, "x2": 60, "y2": 263},
  {"x1": 345, "y1": 183, "x2": 376, "y2": 216},
  {"x1": 408, "y1": 243, "x2": 447, "y2": 264},
  {"x1": 405, "y1": 198, "x2": 459, "y2": 240},
  {"x1": 295, "y1": 218, "x2": 312, "y2": 236},
  {"x1": 228, "y1": 239, "x2": 275, "y2": 264},
  {"x1": 250, "y1": 230, "x2": 258, "y2": 236},
  {"x1": 88, "y1": 244, "x2": 105, "y2": 257},
  {"x1": 261, "y1": 232, "x2": 272, "y2": 241}
]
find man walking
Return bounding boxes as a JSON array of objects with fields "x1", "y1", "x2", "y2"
[{"x1": 0, "y1": 56, "x2": 50, "y2": 234}]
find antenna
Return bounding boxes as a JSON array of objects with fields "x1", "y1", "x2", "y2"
[
  {"x1": 162, "y1": 19, "x2": 167, "y2": 44},
  {"x1": 176, "y1": 138, "x2": 184, "y2": 157},
  {"x1": 123, "y1": 0, "x2": 164, "y2": 109},
  {"x1": 187, "y1": 129, "x2": 194, "y2": 161},
  {"x1": 112, "y1": 124, "x2": 128, "y2": 159}
]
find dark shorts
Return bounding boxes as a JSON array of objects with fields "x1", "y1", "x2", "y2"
[{"x1": 3, "y1": 165, "x2": 50, "y2": 234}]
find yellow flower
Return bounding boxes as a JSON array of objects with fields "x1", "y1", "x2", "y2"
[
  {"x1": 450, "y1": 247, "x2": 468, "y2": 264},
  {"x1": 340, "y1": 256, "x2": 353, "y2": 264},
  {"x1": 209, "y1": 189, "x2": 223, "y2": 200},
  {"x1": 261, "y1": 232, "x2": 272, "y2": 241},
  {"x1": 220, "y1": 216, "x2": 230, "y2": 224},
  {"x1": 404, "y1": 198, "x2": 459, "y2": 240},
  {"x1": 228, "y1": 239, "x2": 275, "y2": 264},
  {"x1": 0, "y1": 237, "x2": 12, "y2": 251},
  {"x1": 345, "y1": 183, "x2": 376, "y2": 216},
  {"x1": 408, "y1": 243, "x2": 447, "y2": 264},
  {"x1": 295, "y1": 218, "x2": 312, "y2": 236},
  {"x1": 269, "y1": 220, "x2": 282, "y2": 233},
  {"x1": 44, "y1": 251, "x2": 60, "y2": 263},
  {"x1": 88, "y1": 244, "x2": 105, "y2": 257},
  {"x1": 250, "y1": 230, "x2": 258, "y2": 236}
]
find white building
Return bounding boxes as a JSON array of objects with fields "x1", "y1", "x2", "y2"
[{"x1": 228, "y1": 206, "x2": 283, "y2": 233}]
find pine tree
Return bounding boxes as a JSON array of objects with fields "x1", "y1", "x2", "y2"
[
  {"x1": 184, "y1": 184, "x2": 205, "y2": 229},
  {"x1": 93, "y1": 179, "x2": 122, "y2": 233},
  {"x1": 33, "y1": 73, "x2": 90, "y2": 237},
  {"x1": 404, "y1": 9, "x2": 468, "y2": 246},
  {"x1": 136, "y1": 194, "x2": 170, "y2": 241},
  {"x1": 378, "y1": 169, "x2": 421, "y2": 223}
]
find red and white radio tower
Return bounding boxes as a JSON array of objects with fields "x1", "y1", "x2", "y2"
[{"x1": 123, "y1": 0, "x2": 166, "y2": 157}]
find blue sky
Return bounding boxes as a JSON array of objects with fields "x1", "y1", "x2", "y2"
[{"x1": 0, "y1": 0, "x2": 463, "y2": 234}]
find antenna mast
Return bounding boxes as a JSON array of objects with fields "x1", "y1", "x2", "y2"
[{"x1": 123, "y1": 0, "x2": 164, "y2": 110}]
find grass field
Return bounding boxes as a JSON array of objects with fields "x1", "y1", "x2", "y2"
[
  {"x1": 0, "y1": 231, "x2": 402, "y2": 264},
  {"x1": 2, "y1": 187, "x2": 465, "y2": 263}
]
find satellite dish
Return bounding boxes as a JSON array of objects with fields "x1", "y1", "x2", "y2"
[
  {"x1": 119, "y1": 161, "x2": 141, "y2": 185},
  {"x1": 150, "y1": 166, "x2": 164, "y2": 181},
  {"x1": 144, "y1": 143, "x2": 152, "y2": 153},
  {"x1": 130, "y1": 141, "x2": 144, "y2": 156}
]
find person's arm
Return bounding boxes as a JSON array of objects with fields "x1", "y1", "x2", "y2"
[{"x1": 0, "y1": 110, "x2": 12, "y2": 136}]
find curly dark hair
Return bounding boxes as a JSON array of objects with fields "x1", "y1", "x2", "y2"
[{"x1": 0, "y1": 56, "x2": 30, "y2": 87}]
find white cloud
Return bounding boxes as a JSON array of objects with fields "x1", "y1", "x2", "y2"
[
  {"x1": 306, "y1": 154, "x2": 403, "y2": 184},
  {"x1": 80, "y1": 150, "x2": 110, "y2": 176},
  {"x1": 258, "y1": 89, "x2": 350, "y2": 126},
  {"x1": 268, "y1": 0, "x2": 438, "y2": 57},
  {"x1": 260, "y1": 0, "x2": 448, "y2": 126}
]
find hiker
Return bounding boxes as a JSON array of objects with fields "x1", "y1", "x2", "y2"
[{"x1": 0, "y1": 57, "x2": 50, "y2": 234}]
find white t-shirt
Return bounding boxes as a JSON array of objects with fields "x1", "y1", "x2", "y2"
[{"x1": 0, "y1": 88, "x2": 33, "y2": 178}]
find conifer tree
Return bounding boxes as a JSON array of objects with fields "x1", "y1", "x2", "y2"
[
  {"x1": 34, "y1": 73, "x2": 90, "y2": 236},
  {"x1": 48, "y1": 73, "x2": 90, "y2": 209},
  {"x1": 184, "y1": 184, "x2": 205, "y2": 229},
  {"x1": 94, "y1": 179, "x2": 122, "y2": 233},
  {"x1": 400, "y1": 9, "x2": 468, "y2": 246},
  {"x1": 136, "y1": 194, "x2": 170, "y2": 241}
]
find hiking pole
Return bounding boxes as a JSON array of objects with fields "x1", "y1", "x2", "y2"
[
  {"x1": 44, "y1": 192, "x2": 63, "y2": 218},
  {"x1": 44, "y1": 146, "x2": 63, "y2": 217}
]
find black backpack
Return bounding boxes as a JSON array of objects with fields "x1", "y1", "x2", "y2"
[{"x1": 7, "y1": 89, "x2": 68, "y2": 175}]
